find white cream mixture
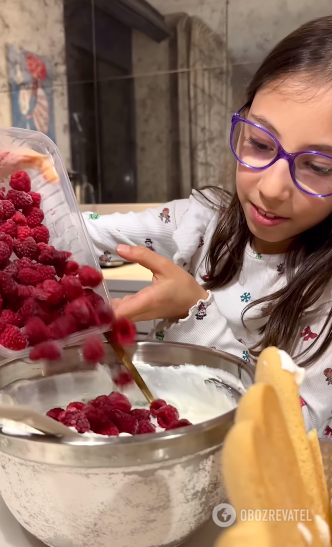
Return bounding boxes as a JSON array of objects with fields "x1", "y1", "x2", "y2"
[{"x1": 0, "y1": 363, "x2": 244, "y2": 437}]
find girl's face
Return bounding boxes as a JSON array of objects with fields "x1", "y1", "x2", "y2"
[{"x1": 236, "y1": 79, "x2": 332, "y2": 254}]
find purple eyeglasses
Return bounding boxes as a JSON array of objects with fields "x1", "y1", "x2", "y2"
[{"x1": 230, "y1": 104, "x2": 332, "y2": 198}]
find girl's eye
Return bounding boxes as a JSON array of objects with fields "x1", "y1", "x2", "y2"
[
  {"x1": 247, "y1": 136, "x2": 274, "y2": 152},
  {"x1": 306, "y1": 162, "x2": 332, "y2": 176}
]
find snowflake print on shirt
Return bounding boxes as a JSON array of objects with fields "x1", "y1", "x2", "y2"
[
  {"x1": 277, "y1": 263, "x2": 285, "y2": 275},
  {"x1": 299, "y1": 396, "x2": 307, "y2": 407},
  {"x1": 323, "y1": 368, "x2": 332, "y2": 385},
  {"x1": 155, "y1": 331, "x2": 164, "y2": 341},
  {"x1": 195, "y1": 302, "x2": 210, "y2": 320},
  {"x1": 253, "y1": 251, "x2": 262, "y2": 260},
  {"x1": 325, "y1": 425, "x2": 332, "y2": 437},
  {"x1": 240, "y1": 292, "x2": 251, "y2": 303},
  {"x1": 159, "y1": 208, "x2": 171, "y2": 224},
  {"x1": 89, "y1": 213, "x2": 100, "y2": 220},
  {"x1": 145, "y1": 238, "x2": 155, "y2": 252},
  {"x1": 242, "y1": 351, "x2": 250, "y2": 362},
  {"x1": 301, "y1": 326, "x2": 318, "y2": 342}
]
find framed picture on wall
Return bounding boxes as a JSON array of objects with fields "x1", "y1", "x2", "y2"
[{"x1": 6, "y1": 45, "x2": 56, "y2": 143}]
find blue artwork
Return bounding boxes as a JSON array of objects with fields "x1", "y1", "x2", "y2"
[{"x1": 6, "y1": 45, "x2": 56, "y2": 143}]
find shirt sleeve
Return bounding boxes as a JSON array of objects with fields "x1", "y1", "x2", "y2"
[
  {"x1": 82, "y1": 190, "x2": 217, "y2": 265},
  {"x1": 82, "y1": 200, "x2": 189, "y2": 262},
  {"x1": 294, "y1": 303, "x2": 332, "y2": 435},
  {"x1": 147, "y1": 291, "x2": 250, "y2": 364}
]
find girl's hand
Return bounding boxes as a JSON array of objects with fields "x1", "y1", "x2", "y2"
[{"x1": 112, "y1": 245, "x2": 208, "y2": 322}]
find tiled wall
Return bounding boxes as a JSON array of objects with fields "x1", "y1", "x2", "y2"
[{"x1": 1, "y1": 0, "x2": 331, "y2": 204}]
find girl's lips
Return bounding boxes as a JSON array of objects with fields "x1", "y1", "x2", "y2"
[{"x1": 250, "y1": 204, "x2": 288, "y2": 227}]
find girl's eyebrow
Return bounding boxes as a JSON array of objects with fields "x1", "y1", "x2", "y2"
[
  {"x1": 251, "y1": 113, "x2": 332, "y2": 154},
  {"x1": 250, "y1": 114, "x2": 280, "y2": 137}
]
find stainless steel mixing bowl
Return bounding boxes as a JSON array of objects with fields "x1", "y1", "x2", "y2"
[{"x1": 0, "y1": 342, "x2": 254, "y2": 547}]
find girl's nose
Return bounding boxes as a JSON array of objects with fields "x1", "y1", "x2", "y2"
[{"x1": 256, "y1": 159, "x2": 293, "y2": 202}]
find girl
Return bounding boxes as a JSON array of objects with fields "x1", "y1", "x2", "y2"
[{"x1": 83, "y1": 16, "x2": 332, "y2": 436}]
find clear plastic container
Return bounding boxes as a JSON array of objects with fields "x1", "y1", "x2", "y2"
[{"x1": 0, "y1": 127, "x2": 111, "y2": 362}]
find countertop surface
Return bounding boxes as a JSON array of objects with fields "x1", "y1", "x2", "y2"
[
  {"x1": 101, "y1": 263, "x2": 152, "y2": 282},
  {"x1": 0, "y1": 495, "x2": 222, "y2": 546}
]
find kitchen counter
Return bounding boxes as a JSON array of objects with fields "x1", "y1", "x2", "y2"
[
  {"x1": 0, "y1": 495, "x2": 222, "y2": 546},
  {"x1": 102, "y1": 263, "x2": 152, "y2": 293}
]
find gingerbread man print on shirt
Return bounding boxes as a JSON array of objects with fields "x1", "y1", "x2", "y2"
[
  {"x1": 323, "y1": 368, "x2": 332, "y2": 386},
  {"x1": 145, "y1": 239, "x2": 155, "y2": 252},
  {"x1": 159, "y1": 208, "x2": 171, "y2": 224}
]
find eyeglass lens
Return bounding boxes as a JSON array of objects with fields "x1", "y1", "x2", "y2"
[{"x1": 232, "y1": 121, "x2": 332, "y2": 196}]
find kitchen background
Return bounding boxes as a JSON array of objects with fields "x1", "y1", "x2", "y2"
[{"x1": 0, "y1": 0, "x2": 331, "y2": 205}]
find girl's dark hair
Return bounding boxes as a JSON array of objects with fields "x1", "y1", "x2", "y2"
[{"x1": 201, "y1": 16, "x2": 332, "y2": 366}]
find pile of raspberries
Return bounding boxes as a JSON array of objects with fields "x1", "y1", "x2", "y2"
[
  {"x1": 47, "y1": 393, "x2": 192, "y2": 436},
  {"x1": 0, "y1": 170, "x2": 136, "y2": 359}
]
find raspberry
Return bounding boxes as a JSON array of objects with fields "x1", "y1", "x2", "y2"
[
  {"x1": 155, "y1": 405, "x2": 179, "y2": 429},
  {"x1": 95, "y1": 302, "x2": 114, "y2": 325},
  {"x1": 7, "y1": 189, "x2": 33, "y2": 209},
  {"x1": 35, "y1": 279, "x2": 65, "y2": 306},
  {"x1": 83, "y1": 335, "x2": 105, "y2": 363},
  {"x1": 60, "y1": 276, "x2": 83, "y2": 301},
  {"x1": 32, "y1": 225, "x2": 49, "y2": 244},
  {"x1": 113, "y1": 370, "x2": 134, "y2": 388},
  {"x1": 17, "y1": 285, "x2": 35, "y2": 299},
  {"x1": 1, "y1": 310, "x2": 24, "y2": 327},
  {"x1": 65, "y1": 261, "x2": 79, "y2": 276},
  {"x1": 97, "y1": 423, "x2": 119, "y2": 436},
  {"x1": 10, "y1": 171, "x2": 31, "y2": 192},
  {"x1": 29, "y1": 341, "x2": 62, "y2": 361},
  {"x1": 14, "y1": 237, "x2": 39, "y2": 260},
  {"x1": 24, "y1": 317, "x2": 50, "y2": 345},
  {"x1": 14, "y1": 258, "x2": 34, "y2": 271},
  {"x1": 84, "y1": 288, "x2": 104, "y2": 308},
  {"x1": 90, "y1": 395, "x2": 114, "y2": 415},
  {"x1": 84, "y1": 405, "x2": 110, "y2": 432},
  {"x1": 28, "y1": 192, "x2": 41, "y2": 208},
  {"x1": 33, "y1": 264, "x2": 56, "y2": 281},
  {"x1": 39, "y1": 249, "x2": 71, "y2": 266},
  {"x1": 0, "y1": 201, "x2": 4, "y2": 220},
  {"x1": 65, "y1": 296, "x2": 96, "y2": 327},
  {"x1": 0, "y1": 325, "x2": 27, "y2": 350},
  {"x1": 112, "y1": 318, "x2": 136, "y2": 346},
  {"x1": 58, "y1": 409, "x2": 90, "y2": 433},
  {"x1": 46, "y1": 407, "x2": 63, "y2": 421},
  {"x1": 108, "y1": 392, "x2": 131, "y2": 412},
  {"x1": 166, "y1": 419, "x2": 192, "y2": 430},
  {"x1": 67, "y1": 402, "x2": 85, "y2": 411},
  {"x1": 18, "y1": 268, "x2": 43, "y2": 286},
  {"x1": 137, "y1": 420, "x2": 156, "y2": 434},
  {"x1": 17, "y1": 225, "x2": 32, "y2": 240},
  {"x1": 49, "y1": 314, "x2": 78, "y2": 339},
  {"x1": 0, "y1": 191, "x2": 5, "y2": 201},
  {"x1": 3, "y1": 262, "x2": 18, "y2": 277},
  {"x1": 130, "y1": 409, "x2": 151, "y2": 421},
  {"x1": 2, "y1": 273, "x2": 18, "y2": 299},
  {"x1": 0, "y1": 219, "x2": 17, "y2": 238},
  {"x1": 150, "y1": 399, "x2": 167, "y2": 417},
  {"x1": 37, "y1": 242, "x2": 54, "y2": 253},
  {"x1": 0, "y1": 241, "x2": 11, "y2": 264},
  {"x1": 78, "y1": 266, "x2": 103, "y2": 288},
  {"x1": 18, "y1": 298, "x2": 52, "y2": 325},
  {"x1": 0, "y1": 232, "x2": 13, "y2": 254},
  {"x1": 109, "y1": 409, "x2": 138, "y2": 435},
  {"x1": 12, "y1": 211, "x2": 27, "y2": 225},
  {"x1": 24, "y1": 206, "x2": 44, "y2": 227},
  {"x1": 2, "y1": 200, "x2": 15, "y2": 219}
]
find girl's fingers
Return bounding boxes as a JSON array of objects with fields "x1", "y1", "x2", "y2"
[
  {"x1": 116, "y1": 245, "x2": 170, "y2": 276},
  {"x1": 113, "y1": 287, "x2": 156, "y2": 321}
]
